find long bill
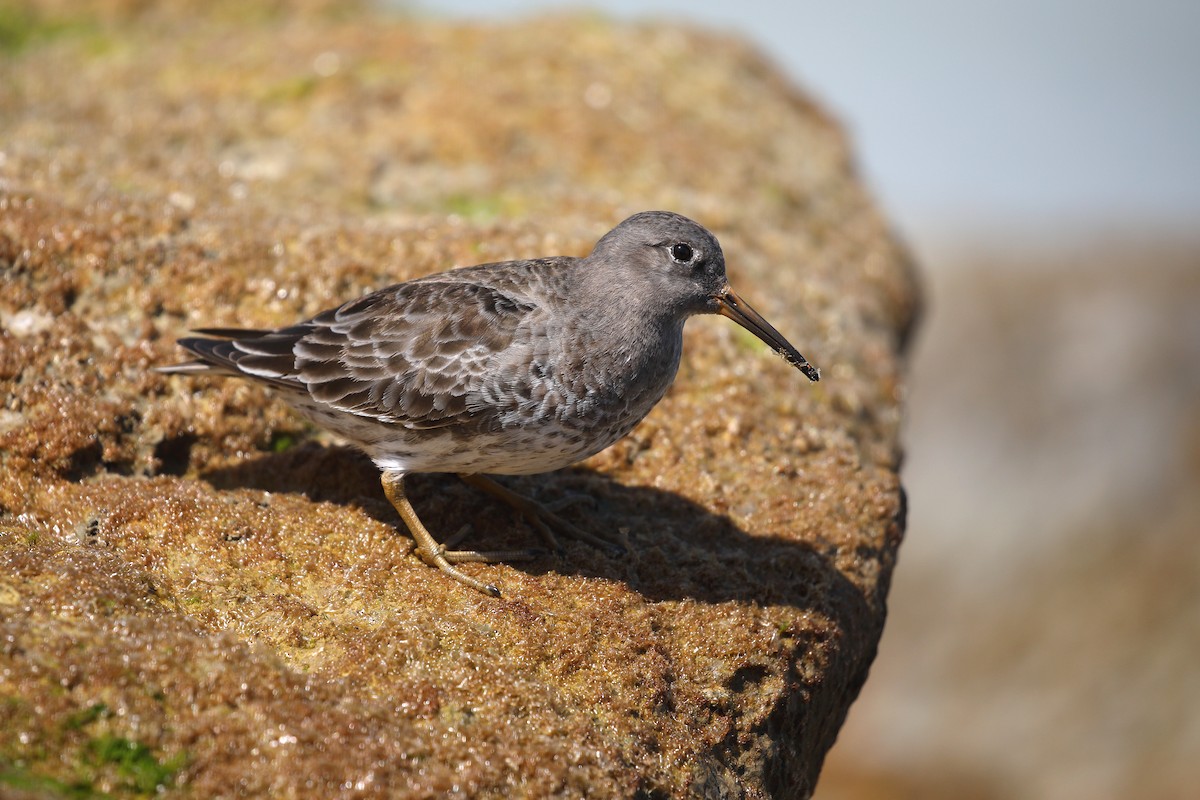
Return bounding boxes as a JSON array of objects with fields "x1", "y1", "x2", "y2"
[{"x1": 714, "y1": 286, "x2": 820, "y2": 382}]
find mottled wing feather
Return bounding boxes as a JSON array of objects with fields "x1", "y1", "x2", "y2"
[{"x1": 179, "y1": 279, "x2": 540, "y2": 431}]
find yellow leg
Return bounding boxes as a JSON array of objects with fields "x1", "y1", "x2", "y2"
[
  {"x1": 381, "y1": 471, "x2": 534, "y2": 598},
  {"x1": 458, "y1": 473, "x2": 625, "y2": 556}
]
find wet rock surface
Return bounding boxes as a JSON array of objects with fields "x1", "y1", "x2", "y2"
[{"x1": 0, "y1": 2, "x2": 915, "y2": 797}]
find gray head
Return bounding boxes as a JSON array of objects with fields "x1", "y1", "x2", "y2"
[
  {"x1": 589, "y1": 211, "x2": 820, "y2": 381},
  {"x1": 590, "y1": 211, "x2": 727, "y2": 316}
]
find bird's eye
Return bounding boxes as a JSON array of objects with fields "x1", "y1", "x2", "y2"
[{"x1": 670, "y1": 243, "x2": 694, "y2": 263}]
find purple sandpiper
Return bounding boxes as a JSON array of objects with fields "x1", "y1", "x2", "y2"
[{"x1": 161, "y1": 211, "x2": 819, "y2": 595}]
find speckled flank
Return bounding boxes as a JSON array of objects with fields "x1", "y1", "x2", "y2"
[{"x1": 289, "y1": 392, "x2": 643, "y2": 475}]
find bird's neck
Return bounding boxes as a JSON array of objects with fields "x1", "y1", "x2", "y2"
[
  {"x1": 570, "y1": 262, "x2": 682, "y2": 347},
  {"x1": 543, "y1": 262, "x2": 682, "y2": 411}
]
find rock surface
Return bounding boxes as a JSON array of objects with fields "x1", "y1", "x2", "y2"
[{"x1": 0, "y1": 2, "x2": 916, "y2": 797}]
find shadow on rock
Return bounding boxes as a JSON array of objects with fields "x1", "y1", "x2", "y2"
[{"x1": 201, "y1": 442, "x2": 865, "y2": 614}]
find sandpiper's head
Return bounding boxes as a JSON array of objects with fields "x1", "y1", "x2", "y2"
[
  {"x1": 591, "y1": 211, "x2": 820, "y2": 381},
  {"x1": 590, "y1": 211, "x2": 727, "y2": 312}
]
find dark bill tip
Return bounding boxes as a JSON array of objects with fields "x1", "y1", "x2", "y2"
[{"x1": 714, "y1": 287, "x2": 820, "y2": 382}]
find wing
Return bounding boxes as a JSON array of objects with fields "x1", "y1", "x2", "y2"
[{"x1": 174, "y1": 278, "x2": 542, "y2": 431}]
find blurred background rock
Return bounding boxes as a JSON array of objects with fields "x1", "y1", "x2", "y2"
[{"x1": 428, "y1": 1, "x2": 1200, "y2": 797}]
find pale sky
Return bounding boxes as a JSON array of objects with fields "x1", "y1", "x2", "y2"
[{"x1": 421, "y1": 0, "x2": 1200, "y2": 246}]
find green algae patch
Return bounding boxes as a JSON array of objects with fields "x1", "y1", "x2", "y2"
[
  {"x1": 0, "y1": 4, "x2": 98, "y2": 54},
  {"x1": 0, "y1": 697, "x2": 187, "y2": 799},
  {"x1": 84, "y1": 736, "x2": 188, "y2": 795}
]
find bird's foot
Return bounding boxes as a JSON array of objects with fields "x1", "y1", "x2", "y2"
[
  {"x1": 381, "y1": 471, "x2": 527, "y2": 597},
  {"x1": 458, "y1": 473, "x2": 626, "y2": 558},
  {"x1": 541, "y1": 492, "x2": 596, "y2": 514}
]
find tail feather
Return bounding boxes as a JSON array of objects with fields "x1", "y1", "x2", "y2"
[
  {"x1": 190, "y1": 327, "x2": 275, "y2": 338},
  {"x1": 155, "y1": 360, "x2": 228, "y2": 375},
  {"x1": 158, "y1": 328, "x2": 308, "y2": 392}
]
